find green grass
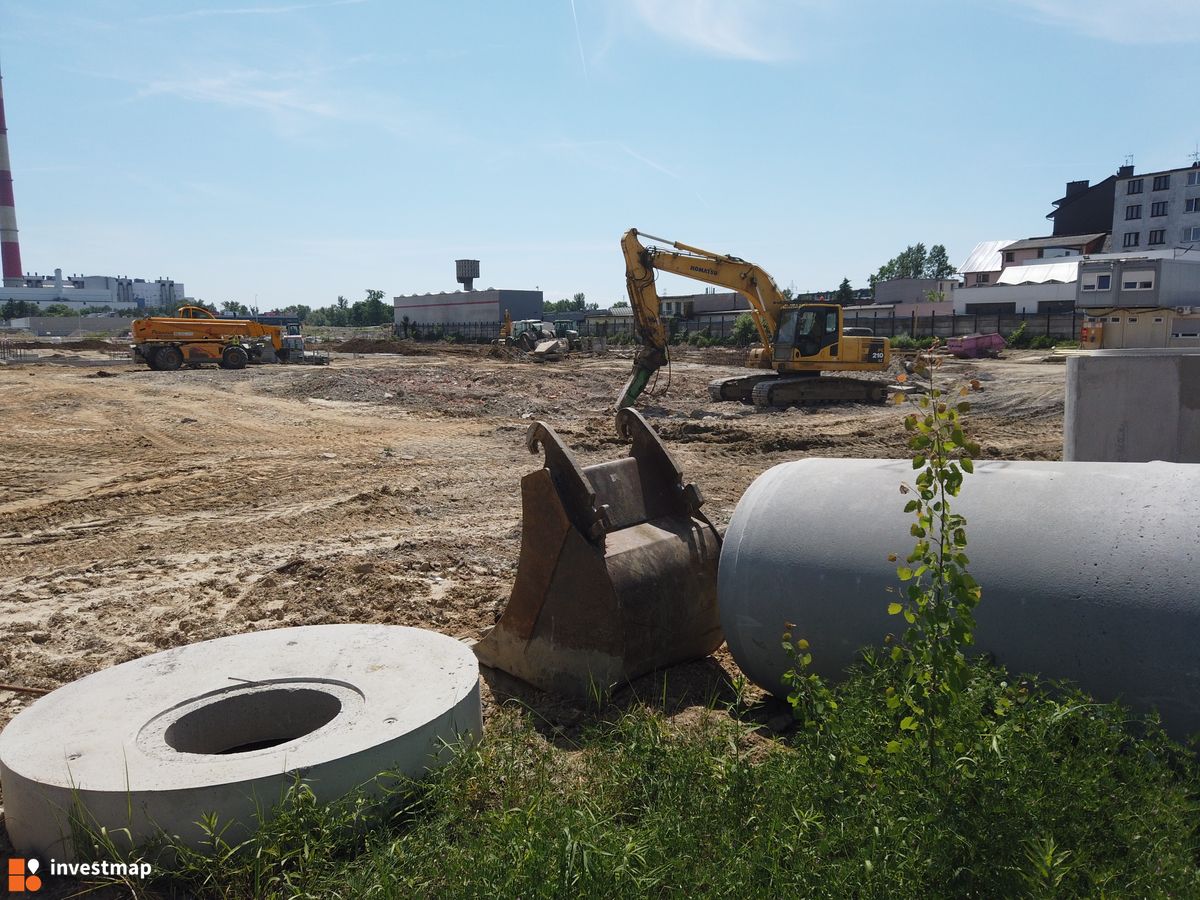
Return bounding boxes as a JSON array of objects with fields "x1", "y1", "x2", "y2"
[
  {"x1": 889, "y1": 333, "x2": 937, "y2": 350},
  {"x1": 116, "y1": 657, "x2": 1199, "y2": 899}
]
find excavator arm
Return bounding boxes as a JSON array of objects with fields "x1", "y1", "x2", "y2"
[{"x1": 617, "y1": 228, "x2": 789, "y2": 408}]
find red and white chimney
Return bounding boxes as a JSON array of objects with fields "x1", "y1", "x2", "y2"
[{"x1": 0, "y1": 67, "x2": 23, "y2": 288}]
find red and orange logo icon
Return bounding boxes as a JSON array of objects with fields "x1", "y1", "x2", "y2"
[{"x1": 7, "y1": 858, "x2": 42, "y2": 892}]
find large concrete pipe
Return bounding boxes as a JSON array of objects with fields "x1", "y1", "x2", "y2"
[{"x1": 719, "y1": 459, "x2": 1200, "y2": 737}]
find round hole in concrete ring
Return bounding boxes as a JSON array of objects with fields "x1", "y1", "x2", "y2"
[
  {"x1": 165, "y1": 687, "x2": 342, "y2": 755},
  {"x1": 136, "y1": 679, "x2": 365, "y2": 759}
]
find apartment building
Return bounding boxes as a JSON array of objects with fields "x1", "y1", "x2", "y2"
[{"x1": 1112, "y1": 162, "x2": 1200, "y2": 252}]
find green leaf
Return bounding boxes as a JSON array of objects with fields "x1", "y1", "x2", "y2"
[
  {"x1": 961, "y1": 457, "x2": 974, "y2": 473},
  {"x1": 885, "y1": 740, "x2": 901, "y2": 754},
  {"x1": 887, "y1": 602, "x2": 903, "y2": 615}
]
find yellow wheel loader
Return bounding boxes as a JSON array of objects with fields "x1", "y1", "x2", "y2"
[
  {"x1": 132, "y1": 306, "x2": 327, "y2": 370},
  {"x1": 474, "y1": 408, "x2": 722, "y2": 697}
]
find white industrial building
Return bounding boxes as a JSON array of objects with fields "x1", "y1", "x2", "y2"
[
  {"x1": 1, "y1": 268, "x2": 185, "y2": 312},
  {"x1": 953, "y1": 256, "x2": 1080, "y2": 315}
]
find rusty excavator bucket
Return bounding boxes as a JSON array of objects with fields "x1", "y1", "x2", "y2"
[{"x1": 474, "y1": 408, "x2": 722, "y2": 698}]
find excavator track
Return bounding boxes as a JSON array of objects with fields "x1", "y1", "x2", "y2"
[
  {"x1": 707, "y1": 374, "x2": 777, "y2": 402},
  {"x1": 751, "y1": 375, "x2": 889, "y2": 408}
]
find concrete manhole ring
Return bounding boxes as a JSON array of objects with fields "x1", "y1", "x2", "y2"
[{"x1": 0, "y1": 624, "x2": 481, "y2": 861}]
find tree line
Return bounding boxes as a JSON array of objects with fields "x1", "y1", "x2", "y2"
[{"x1": 868, "y1": 243, "x2": 956, "y2": 287}]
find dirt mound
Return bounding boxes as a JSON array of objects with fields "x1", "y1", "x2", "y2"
[
  {"x1": 330, "y1": 338, "x2": 430, "y2": 355},
  {"x1": 6, "y1": 338, "x2": 124, "y2": 351}
]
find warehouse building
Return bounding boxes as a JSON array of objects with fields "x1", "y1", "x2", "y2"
[
  {"x1": 393, "y1": 288, "x2": 542, "y2": 328},
  {"x1": 393, "y1": 259, "x2": 542, "y2": 328}
]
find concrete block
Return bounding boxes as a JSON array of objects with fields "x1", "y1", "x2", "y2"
[{"x1": 1065, "y1": 349, "x2": 1200, "y2": 462}]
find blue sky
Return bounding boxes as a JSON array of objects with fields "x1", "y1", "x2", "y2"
[{"x1": 5, "y1": 0, "x2": 1200, "y2": 310}]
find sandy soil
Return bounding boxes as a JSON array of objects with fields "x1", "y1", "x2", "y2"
[{"x1": 0, "y1": 347, "x2": 1065, "y2": 746}]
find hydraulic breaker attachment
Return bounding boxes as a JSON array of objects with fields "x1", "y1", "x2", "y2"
[
  {"x1": 617, "y1": 346, "x2": 667, "y2": 409},
  {"x1": 474, "y1": 408, "x2": 722, "y2": 698}
]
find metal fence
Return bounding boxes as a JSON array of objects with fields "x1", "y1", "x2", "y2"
[
  {"x1": 842, "y1": 309, "x2": 1084, "y2": 340},
  {"x1": 679, "y1": 311, "x2": 1084, "y2": 341},
  {"x1": 390, "y1": 309, "x2": 1086, "y2": 346},
  {"x1": 393, "y1": 320, "x2": 641, "y2": 343}
]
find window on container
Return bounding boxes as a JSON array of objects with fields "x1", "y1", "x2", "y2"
[
  {"x1": 1121, "y1": 270, "x2": 1154, "y2": 290},
  {"x1": 1128, "y1": 317, "x2": 1139, "y2": 323},
  {"x1": 1154, "y1": 317, "x2": 1165, "y2": 323},
  {"x1": 1110, "y1": 317, "x2": 1121, "y2": 322}
]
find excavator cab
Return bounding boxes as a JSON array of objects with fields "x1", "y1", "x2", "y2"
[
  {"x1": 474, "y1": 408, "x2": 722, "y2": 697},
  {"x1": 773, "y1": 305, "x2": 842, "y2": 363}
]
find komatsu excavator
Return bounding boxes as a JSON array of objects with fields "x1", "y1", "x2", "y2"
[{"x1": 618, "y1": 229, "x2": 891, "y2": 409}]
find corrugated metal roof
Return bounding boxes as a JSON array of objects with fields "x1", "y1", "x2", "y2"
[
  {"x1": 997, "y1": 261, "x2": 1080, "y2": 285},
  {"x1": 1003, "y1": 233, "x2": 1106, "y2": 252},
  {"x1": 958, "y1": 239, "x2": 1015, "y2": 274}
]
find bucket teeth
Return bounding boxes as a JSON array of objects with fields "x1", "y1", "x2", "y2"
[{"x1": 474, "y1": 409, "x2": 723, "y2": 698}]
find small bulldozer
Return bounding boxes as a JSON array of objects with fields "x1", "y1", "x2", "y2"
[{"x1": 474, "y1": 409, "x2": 722, "y2": 697}]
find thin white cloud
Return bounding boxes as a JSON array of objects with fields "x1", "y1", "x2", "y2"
[
  {"x1": 547, "y1": 139, "x2": 681, "y2": 179},
  {"x1": 569, "y1": 0, "x2": 590, "y2": 81},
  {"x1": 127, "y1": 54, "x2": 455, "y2": 143},
  {"x1": 616, "y1": 143, "x2": 680, "y2": 180},
  {"x1": 623, "y1": 0, "x2": 814, "y2": 62},
  {"x1": 1003, "y1": 0, "x2": 1200, "y2": 43},
  {"x1": 138, "y1": 0, "x2": 367, "y2": 24},
  {"x1": 138, "y1": 69, "x2": 339, "y2": 119}
]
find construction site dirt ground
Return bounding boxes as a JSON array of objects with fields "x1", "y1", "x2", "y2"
[{"x1": 0, "y1": 346, "x2": 1066, "y2": 758}]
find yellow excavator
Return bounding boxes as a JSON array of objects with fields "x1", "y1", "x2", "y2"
[{"x1": 618, "y1": 228, "x2": 891, "y2": 409}]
